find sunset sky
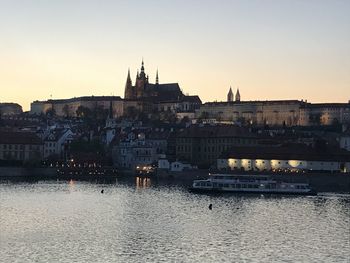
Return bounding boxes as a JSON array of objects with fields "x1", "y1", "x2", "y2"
[{"x1": 1, "y1": 0, "x2": 349, "y2": 111}]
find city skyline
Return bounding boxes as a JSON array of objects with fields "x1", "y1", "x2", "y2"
[{"x1": 1, "y1": 0, "x2": 350, "y2": 111}]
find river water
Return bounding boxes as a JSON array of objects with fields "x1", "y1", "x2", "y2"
[{"x1": 0, "y1": 178, "x2": 349, "y2": 263}]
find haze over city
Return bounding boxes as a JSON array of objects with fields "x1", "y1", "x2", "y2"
[{"x1": 1, "y1": 0, "x2": 349, "y2": 111}]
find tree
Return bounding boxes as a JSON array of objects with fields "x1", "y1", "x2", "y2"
[
  {"x1": 125, "y1": 106, "x2": 139, "y2": 120},
  {"x1": 63, "y1": 104, "x2": 69, "y2": 118},
  {"x1": 216, "y1": 111, "x2": 224, "y2": 122},
  {"x1": 45, "y1": 108, "x2": 56, "y2": 117},
  {"x1": 93, "y1": 105, "x2": 109, "y2": 120},
  {"x1": 309, "y1": 113, "x2": 321, "y2": 125},
  {"x1": 76, "y1": 106, "x2": 92, "y2": 119},
  {"x1": 198, "y1": 111, "x2": 209, "y2": 121},
  {"x1": 237, "y1": 117, "x2": 246, "y2": 126},
  {"x1": 180, "y1": 116, "x2": 190, "y2": 124}
]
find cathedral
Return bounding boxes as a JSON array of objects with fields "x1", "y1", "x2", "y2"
[
  {"x1": 123, "y1": 60, "x2": 202, "y2": 114},
  {"x1": 124, "y1": 60, "x2": 184, "y2": 102}
]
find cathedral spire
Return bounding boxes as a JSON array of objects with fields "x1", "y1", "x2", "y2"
[
  {"x1": 227, "y1": 86, "x2": 233, "y2": 102},
  {"x1": 156, "y1": 69, "x2": 159, "y2": 84},
  {"x1": 235, "y1": 88, "x2": 241, "y2": 102},
  {"x1": 127, "y1": 68, "x2": 131, "y2": 82},
  {"x1": 124, "y1": 68, "x2": 133, "y2": 99},
  {"x1": 141, "y1": 58, "x2": 145, "y2": 73}
]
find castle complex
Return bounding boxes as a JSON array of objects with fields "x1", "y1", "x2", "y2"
[
  {"x1": 30, "y1": 61, "x2": 201, "y2": 118},
  {"x1": 29, "y1": 61, "x2": 350, "y2": 126},
  {"x1": 195, "y1": 87, "x2": 350, "y2": 126}
]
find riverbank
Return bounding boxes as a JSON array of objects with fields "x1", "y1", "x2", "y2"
[
  {"x1": 155, "y1": 169, "x2": 350, "y2": 193},
  {"x1": 1, "y1": 167, "x2": 349, "y2": 193}
]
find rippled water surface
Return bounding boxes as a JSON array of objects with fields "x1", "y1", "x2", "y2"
[{"x1": 1, "y1": 179, "x2": 349, "y2": 263}]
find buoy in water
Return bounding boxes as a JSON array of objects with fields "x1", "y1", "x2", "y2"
[
  {"x1": 208, "y1": 204, "x2": 212, "y2": 210},
  {"x1": 101, "y1": 189, "x2": 104, "y2": 194}
]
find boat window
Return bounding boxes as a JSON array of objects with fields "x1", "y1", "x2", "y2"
[
  {"x1": 230, "y1": 184, "x2": 235, "y2": 188},
  {"x1": 206, "y1": 183, "x2": 211, "y2": 187},
  {"x1": 242, "y1": 184, "x2": 246, "y2": 188},
  {"x1": 213, "y1": 183, "x2": 217, "y2": 187},
  {"x1": 224, "y1": 184, "x2": 229, "y2": 188},
  {"x1": 236, "y1": 184, "x2": 241, "y2": 188},
  {"x1": 247, "y1": 184, "x2": 252, "y2": 188},
  {"x1": 218, "y1": 184, "x2": 223, "y2": 187},
  {"x1": 253, "y1": 185, "x2": 259, "y2": 188}
]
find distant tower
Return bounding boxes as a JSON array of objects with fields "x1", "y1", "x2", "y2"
[
  {"x1": 124, "y1": 69, "x2": 133, "y2": 99},
  {"x1": 135, "y1": 59, "x2": 148, "y2": 98},
  {"x1": 227, "y1": 86, "x2": 233, "y2": 102},
  {"x1": 235, "y1": 88, "x2": 241, "y2": 102},
  {"x1": 155, "y1": 69, "x2": 159, "y2": 84}
]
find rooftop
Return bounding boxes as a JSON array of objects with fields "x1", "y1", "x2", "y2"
[{"x1": 0, "y1": 131, "x2": 42, "y2": 145}]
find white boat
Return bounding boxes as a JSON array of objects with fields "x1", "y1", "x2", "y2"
[{"x1": 189, "y1": 174, "x2": 316, "y2": 195}]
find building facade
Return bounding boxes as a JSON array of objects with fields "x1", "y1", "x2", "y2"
[
  {"x1": 197, "y1": 100, "x2": 350, "y2": 126},
  {"x1": 30, "y1": 96, "x2": 124, "y2": 118},
  {"x1": 0, "y1": 103, "x2": 23, "y2": 116},
  {"x1": 217, "y1": 144, "x2": 350, "y2": 173},
  {"x1": 0, "y1": 131, "x2": 43, "y2": 162},
  {"x1": 175, "y1": 125, "x2": 257, "y2": 168}
]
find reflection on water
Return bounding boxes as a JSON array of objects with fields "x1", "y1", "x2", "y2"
[
  {"x1": 135, "y1": 176, "x2": 151, "y2": 189},
  {"x1": 0, "y1": 181, "x2": 349, "y2": 263}
]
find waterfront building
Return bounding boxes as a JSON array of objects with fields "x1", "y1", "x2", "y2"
[
  {"x1": 158, "y1": 158, "x2": 196, "y2": 172},
  {"x1": 43, "y1": 128, "x2": 74, "y2": 159},
  {"x1": 0, "y1": 131, "x2": 43, "y2": 162},
  {"x1": 113, "y1": 132, "x2": 157, "y2": 170},
  {"x1": 175, "y1": 125, "x2": 257, "y2": 168},
  {"x1": 217, "y1": 144, "x2": 350, "y2": 173}
]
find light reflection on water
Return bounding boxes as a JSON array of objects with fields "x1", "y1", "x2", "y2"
[{"x1": 0, "y1": 180, "x2": 349, "y2": 263}]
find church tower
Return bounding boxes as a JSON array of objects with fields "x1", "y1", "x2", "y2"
[
  {"x1": 155, "y1": 69, "x2": 159, "y2": 85},
  {"x1": 124, "y1": 69, "x2": 133, "y2": 99},
  {"x1": 135, "y1": 59, "x2": 148, "y2": 98},
  {"x1": 227, "y1": 87, "x2": 233, "y2": 102},
  {"x1": 235, "y1": 88, "x2": 241, "y2": 102}
]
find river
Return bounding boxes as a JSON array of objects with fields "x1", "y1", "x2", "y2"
[{"x1": 0, "y1": 178, "x2": 349, "y2": 262}]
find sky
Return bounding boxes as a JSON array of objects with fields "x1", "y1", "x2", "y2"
[{"x1": 0, "y1": 0, "x2": 349, "y2": 111}]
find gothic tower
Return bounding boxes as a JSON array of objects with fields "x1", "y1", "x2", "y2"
[
  {"x1": 124, "y1": 69, "x2": 133, "y2": 99},
  {"x1": 227, "y1": 86, "x2": 233, "y2": 102},
  {"x1": 235, "y1": 88, "x2": 241, "y2": 102},
  {"x1": 135, "y1": 59, "x2": 149, "y2": 98}
]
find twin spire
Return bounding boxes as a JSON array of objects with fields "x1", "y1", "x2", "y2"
[{"x1": 227, "y1": 86, "x2": 241, "y2": 102}]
